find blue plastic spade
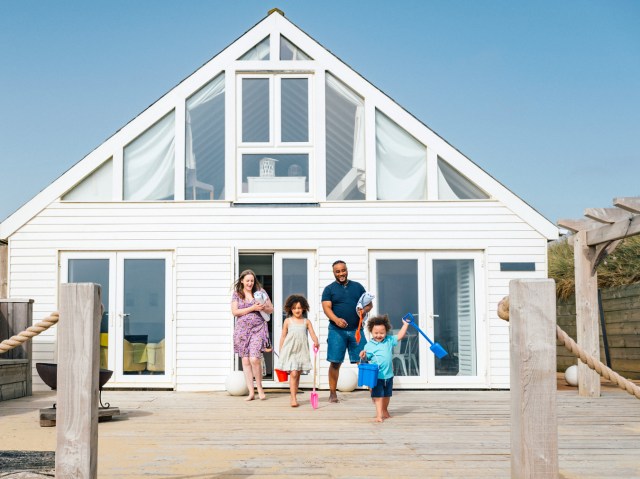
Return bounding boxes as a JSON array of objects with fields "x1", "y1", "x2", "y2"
[{"x1": 402, "y1": 313, "x2": 448, "y2": 359}]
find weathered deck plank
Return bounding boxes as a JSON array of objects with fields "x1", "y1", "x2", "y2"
[{"x1": 0, "y1": 388, "x2": 638, "y2": 478}]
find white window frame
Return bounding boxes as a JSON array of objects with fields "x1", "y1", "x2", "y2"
[{"x1": 236, "y1": 73, "x2": 315, "y2": 202}]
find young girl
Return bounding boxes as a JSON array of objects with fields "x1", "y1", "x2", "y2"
[
  {"x1": 359, "y1": 314, "x2": 410, "y2": 422},
  {"x1": 278, "y1": 294, "x2": 319, "y2": 407}
]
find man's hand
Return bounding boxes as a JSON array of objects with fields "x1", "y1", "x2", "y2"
[{"x1": 334, "y1": 318, "x2": 348, "y2": 328}]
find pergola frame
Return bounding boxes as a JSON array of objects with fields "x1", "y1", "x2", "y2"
[{"x1": 558, "y1": 197, "x2": 640, "y2": 397}]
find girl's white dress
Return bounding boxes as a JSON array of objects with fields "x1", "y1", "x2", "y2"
[{"x1": 278, "y1": 319, "x2": 312, "y2": 374}]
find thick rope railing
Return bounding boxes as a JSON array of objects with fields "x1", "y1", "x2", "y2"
[
  {"x1": 498, "y1": 296, "x2": 640, "y2": 400},
  {"x1": 0, "y1": 312, "x2": 59, "y2": 354}
]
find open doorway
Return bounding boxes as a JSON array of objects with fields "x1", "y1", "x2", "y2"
[{"x1": 238, "y1": 253, "x2": 274, "y2": 380}]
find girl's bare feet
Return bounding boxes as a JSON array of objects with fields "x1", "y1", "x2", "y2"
[{"x1": 290, "y1": 399, "x2": 299, "y2": 407}]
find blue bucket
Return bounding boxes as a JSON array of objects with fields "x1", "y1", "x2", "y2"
[{"x1": 358, "y1": 363, "x2": 379, "y2": 388}]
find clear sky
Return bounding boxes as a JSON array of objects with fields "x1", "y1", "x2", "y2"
[{"x1": 1, "y1": 0, "x2": 638, "y2": 225}]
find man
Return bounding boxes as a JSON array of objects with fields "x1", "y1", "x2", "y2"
[{"x1": 322, "y1": 260, "x2": 373, "y2": 403}]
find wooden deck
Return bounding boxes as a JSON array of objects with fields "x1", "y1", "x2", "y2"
[{"x1": 1, "y1": 386, "x2": 639, "y2": 478}]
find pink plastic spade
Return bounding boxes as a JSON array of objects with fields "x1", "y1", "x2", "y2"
[{"x1": 311, "y1": 345, "x2": 319, "y2": 409}]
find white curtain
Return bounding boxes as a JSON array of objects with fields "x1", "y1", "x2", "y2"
[
  {"x1": 437, "y1": 157, "x2": 488, "y2": 200},
  {"x1": 325, "y1": 74, "x2": 365, "y2": 199},
  {"x1": 239, "y1": 36, "x2": 270, "y2": 60},
  {"x1": 456, "y1": 260, "x2": 476, "y2": 376},
  {"x1": 186, "y1": 74, "x2": 225, "y2": 170},
  {"x1": 376, "y1": 111, "x2": 427, "y2": 200},
  {"x1": 124, "y1": 112, "x2": 175, "y2": 201}
]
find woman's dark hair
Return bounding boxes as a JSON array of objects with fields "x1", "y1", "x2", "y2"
[
  {"x1": 366, "y1": 314, "x2": 391, "y2": 333},
  {"x1": 284, "y1": 294, "x2": 310, "y2": 315},
  {"x1": 233, "y1": 269, "x2": 262, "y2": 296}
]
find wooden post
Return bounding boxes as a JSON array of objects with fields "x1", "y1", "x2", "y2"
[
  {"x1": 0, "y1": 299, "x2": 34, "y2": 399},
  {"x1": 56, "y1": 283, "x2": 101, "y2": 479},
  {"x1": 510, "y1": 279, "x2": 558, "y2": 479},
  {"x1": 0, "y1": 242, "x2": 7, "y2": 298},
  {"x1": 574, "y1": 230, "x2": 601, "y2": 397}
]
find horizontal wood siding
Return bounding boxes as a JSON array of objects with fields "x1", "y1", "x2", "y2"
[{"x1": 8, "y1": 200, "x2": 549, "y2": 391}]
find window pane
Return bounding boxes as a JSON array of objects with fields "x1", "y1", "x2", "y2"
[
  {"x1": 281, "y1": 258, "x2": 308, "y2": 321},
  {"x1": 186, "y1": 74, "x2": 225, "y2": 200},
  {"x1": 63, "y1": 158, "x2": 113, "y2": 201},
  {"x1": 281, "y1": 78, "x2": 308, "y2": 142},
  {"x1": 325, "y1": 74, "x2": 365, "y2": 200},
  {"x1": 376, "y1": 259, "x2": 420, "y2": 377},
  {"x1": 124, "y1": 112, "x2": 175, "y2": 201},
  {"x1": 238, "y1": 36, "x2": 270, "y2": 60},
  {"x1": 68, "y1": 259, "x2": 110, "y2": 369},
  {"x1": 437, "y1": 157, "x2": 489, "y2": 200},
  {"x1": 376, "y1": 111, "x2": 427, "y2": 200},
  {"x1": 242, "y1": 78, "x2": 270, "y2": 142},
  {"x1": 242, "y1": 154, "x2": 309, "y2": 194},
  {"x1": 433, "y1": 259, "x2": 476, "y2": 376},
  {"x1": 280, "y1": 35, "x2": 312, "y2": 60},
  {"x1": 123, "y1": 259, "x2": 166, "y2": 375}
]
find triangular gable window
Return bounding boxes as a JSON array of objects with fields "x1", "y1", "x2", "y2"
[
  {"x1": 238, "y1": 36, "x2": 270, "y2": 60},
  {"x1": 280, "y1": 36, "x2": 312, "y2": 60},
  {"x1": 437, "y1": 157, "x2": 489, "y2": 200},
  {"x1": 62, "y1": 158, "x2": 113, "y2": 201},
  {"x1": 376, "y1": 111, "x2": 427, "y2": 200},
  {"x1": 124, "y1": 112, "x2": 175, "y2": 201}
]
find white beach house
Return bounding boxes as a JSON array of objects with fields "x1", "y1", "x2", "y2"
[{"x1": 0, "y1": 10, "x2": 557, "y2": 392}]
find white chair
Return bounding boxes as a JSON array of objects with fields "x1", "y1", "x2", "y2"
[{"x1": 392, "y1": 333, "x2": 419, "y2": 376}]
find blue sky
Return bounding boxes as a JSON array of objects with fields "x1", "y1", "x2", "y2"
[{"x1": 1, "y1": 0, "x2": 638, "y2": 225}]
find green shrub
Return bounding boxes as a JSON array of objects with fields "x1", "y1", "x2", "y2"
[{"x1": 548, "y1": 235, "x2": 640, "y2": 300}]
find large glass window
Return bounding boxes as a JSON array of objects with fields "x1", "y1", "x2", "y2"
[
  {"x1": 376, "y1": 111, "x2": 427, "y2": 200},
  {"x1": 241, "y1": 154, "x2": 309, "y2": 194},
  {"x1": 242, "y1": 78, "x2": 270, "y2": 143},
  {"x1": 325, "y1": 74, "x2": 365, "y2": 200},
  {"x1": 186, "y1": 74, "x2": 225, "y2": 200},
  {"x1": 281, "y1": 78, "x2": 308, "y2": 142},
  {"x1": 123, "y1": 112, "x2": 175, "y2": 201}
]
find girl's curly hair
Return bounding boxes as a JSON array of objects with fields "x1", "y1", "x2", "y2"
[{"x1": 284, "y1": 294, "x2": 310, "y2": 315}]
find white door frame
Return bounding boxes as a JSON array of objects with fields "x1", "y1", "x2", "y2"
[
  {"x1": 60, "y1": 251, "x2": 174, "y2": 388},
  {"x1": 369, "y1": 250, "x2": 487, "y2": 388}
]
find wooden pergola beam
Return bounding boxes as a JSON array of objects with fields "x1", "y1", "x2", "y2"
[
  {"x1": 557, "y1": 218, "x2": 602, "y2": 233},
  {"x1": 614, "y1": 197, "x2": 640, "y2": 214},
  {"x1": 586, "y1": 215, "x2": 640, "y2": 246},
  {"x1": 584, "y1": 207, "x2": 633, "y2": 224}
]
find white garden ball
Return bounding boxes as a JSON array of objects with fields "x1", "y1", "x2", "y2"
[
  {"x1": 225, "y1": 371, "x2": 249, "y2": 396},
  {"x1": 564, "y1": 365, "x2": 578, "y2": 387},
  {"x1": 337, "y1": 369, "x2": 357, "y2": 392}
]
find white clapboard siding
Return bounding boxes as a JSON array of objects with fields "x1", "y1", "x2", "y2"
[{"x1": 9, "y1": 199, "x2": 548, "y2": 391}]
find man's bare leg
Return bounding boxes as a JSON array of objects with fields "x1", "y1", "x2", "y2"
[{"x1": 329, "y1": 362, "x2": 341, "y2": 403}]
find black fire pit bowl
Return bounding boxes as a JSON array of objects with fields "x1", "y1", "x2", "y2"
[{"x1": 36, "y1": 362, "x2": 113, "y2": 390}]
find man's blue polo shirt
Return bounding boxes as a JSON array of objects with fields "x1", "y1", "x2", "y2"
[
  {"x1": 363, "y1": 335, "x2": 398, "y2": 379},
  {"x1": 322, "y1": 280, "x2": 365, "y2": 331}
]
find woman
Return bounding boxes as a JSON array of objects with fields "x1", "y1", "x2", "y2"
[{"x1": 231, "y1": 269, "x2": 273, "y2": 401}]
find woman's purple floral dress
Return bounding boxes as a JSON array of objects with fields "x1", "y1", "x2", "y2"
[{"x1": 232, "y1": 290, "x2": 271, "y2": 358}]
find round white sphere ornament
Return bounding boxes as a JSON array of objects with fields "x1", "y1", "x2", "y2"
[
  {"x1": 337, "y1": 368, "x2": 357, "y2": 392},
  {"x1": 225, "y1": 371, "x2": 249, "y2": 396},
  {"x1": 564, "y1": 365, "x2": 578, "y2": 387}
]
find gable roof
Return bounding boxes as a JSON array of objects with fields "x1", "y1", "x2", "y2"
[{"x1": 0, "y1": 10, "x2": 558, "y2": 240}]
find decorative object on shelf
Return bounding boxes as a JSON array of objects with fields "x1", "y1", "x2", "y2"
[{"x1": 259, "y1": 157, "x2": 278, "y2": 177}]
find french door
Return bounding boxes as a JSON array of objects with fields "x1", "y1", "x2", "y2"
[
  {"x1": 369, "y1": 251, "x2": 486, "y2": 387},
  {"x1": 272, "y1": 251, "x2": 316, "y2": 387},
  {"x1": 60, "y1": 252, "x2": 173, "y2": 386}
]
